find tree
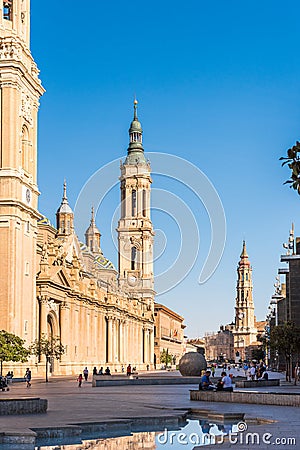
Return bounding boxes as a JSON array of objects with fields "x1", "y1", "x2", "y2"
[
  {"x1": 280, "y1": 141, "x2": 300, "y2": 194},
  {"x1": 0, "y1": 330, "x2": 30, "y2": 375},
  {"x1": 160, "y1": 348, "x2": 173, "y2": 367},
  {"x1": 30, "y1": 334, "x2": 65, "y2": 382},
  {"x1": 270, "y1": 322, "x2": 300, "y2": 382}
]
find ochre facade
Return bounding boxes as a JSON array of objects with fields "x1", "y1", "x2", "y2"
[
  {"x1": 226, "y1": 242, "x2": 258, "y2": 361},
  {"x1": 0, "y1": 1, "x2": 155, "y2": 376},
  {"x1": 154, "y1": 303, "x2": 185, "y2": 367}
]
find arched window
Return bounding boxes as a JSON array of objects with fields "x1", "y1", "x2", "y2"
[
  {"x1": 131, "y1": 246, "x2": 137, "y2": 270},
  {"x1": 3, "y1": 1, "x2": 13, "y2": 21},
  {"x1": 132, "y1": 189, "x2": 136, "y2": 216}
]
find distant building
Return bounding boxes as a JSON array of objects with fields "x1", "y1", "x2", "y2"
[
  {"x1": 154, "y1": 303, "x2": 186, "y2": 367},
  {"x1": 204, "y1": 327, "x2": 234, "y2": 362}
]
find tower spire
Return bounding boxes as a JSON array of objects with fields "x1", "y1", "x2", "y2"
[
  {"x1": 56, "y1": 180, "x2": 74, "y2": 234},
  {"x1": 125, "y1": 98, "x2": 147, "y2": 164},
  {"x1": 134, "y1": 97, "x2": 138, "y2": 120},
  {"x1": 85, "y1": 206, "x2": 101, "y2": 254}
]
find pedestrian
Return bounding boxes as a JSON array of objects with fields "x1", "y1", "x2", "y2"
[
  {"x1": 77, "y1": 373, "x2": 83, "y2": 387},
  {"x1": 83, "y1": 367, "x2": 89, "y2": 381},
  {"x1": 249, "y1": 365, "x2": 256, "y2": 381},
  {"x1": 24, "y1": 368, "x2": 31, "y2": 388},
  {"x1": 211, "y1": 365, "x2": 215, "y2": 377},
  {"x1": 126, "y1": 364, "x2": 131, "y2": 376},
  {"x1": 92, "y1": 367, "x2": 97, "y2": 376}
]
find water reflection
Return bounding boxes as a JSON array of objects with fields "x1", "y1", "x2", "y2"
[{"x1": 3, "y1": 419, "x2": 239, "y2": 450}]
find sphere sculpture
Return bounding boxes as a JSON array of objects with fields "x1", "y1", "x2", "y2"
[{"x1": 179, "y1": 348, "x2": 207, "y2": 376}]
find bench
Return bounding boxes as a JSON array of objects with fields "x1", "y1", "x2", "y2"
[{"x1": 235, "y1": 379, "x2": 280, "y2": 388}]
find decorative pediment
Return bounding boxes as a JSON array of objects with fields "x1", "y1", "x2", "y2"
[{"x1": 51, "y1": 267, "x2": 72, "y2": 288}]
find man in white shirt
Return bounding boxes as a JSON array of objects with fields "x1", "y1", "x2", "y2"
[{"x1": 221, "y1": 371, "x2": 233, "y2": 392}]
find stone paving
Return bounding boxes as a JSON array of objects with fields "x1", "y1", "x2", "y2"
[{"x1": 0, "y1": 370, "x2": 299, "y2": 448}]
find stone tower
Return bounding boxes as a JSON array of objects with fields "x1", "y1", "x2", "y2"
[
  {"x1": 56, "y1": 181, "x2": 74, "y2": 236},
  {"x1": 85, "y1": 206, "x2": 101, "y2": 254},
  {"x1": 117, "y1": 101, "x2": 155, "y2": 364},
  {"x1": 233, "y1": 241, "x2": 257, "y2": 360},
  {"x1": 118, "y1": 100, "x2": 154, "y2": 297},
  {"x1": 0, "y1": 1, "x2": 44, "y2": 343}
]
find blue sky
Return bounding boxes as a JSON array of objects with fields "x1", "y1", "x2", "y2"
[{"x1": 31, "y1": 0, "x2": 300, "y2": 337}]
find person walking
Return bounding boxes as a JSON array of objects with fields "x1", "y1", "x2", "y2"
[
  {"x1": 24, "y1": 368, "x2": 32, "y2": 388},
  {"x1": 126, "y1": 364, "x2": 132, "y2": 376},
  {"x1": 83, "y1": 367, "x2": 89, "y2": 381},
  {"x1": 77, "y1": 373, "x2": 83, "y2": 387}
]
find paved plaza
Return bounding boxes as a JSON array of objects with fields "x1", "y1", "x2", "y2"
[{"x1": 0, "y1": 370, "x2": 300, "y2": 448}]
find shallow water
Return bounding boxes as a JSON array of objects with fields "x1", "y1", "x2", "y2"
[{"x1": 1, "y1": 418, "x2": 238, "y2": 450}]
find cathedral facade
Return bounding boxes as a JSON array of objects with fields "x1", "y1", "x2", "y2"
[{"x1": 0, "y1": 1, "x2": 155, "y2": 375}]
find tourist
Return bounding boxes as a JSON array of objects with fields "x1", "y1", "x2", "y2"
[
  {"x1": 92, "y1": 367, "x2": 97, "y2": 376},
  {"x1": 83, "y1": 367, "x2": 89, "y2": 381},
  {"x1": 249, "y1": 365, "x2": 256, "y2": 381},
  {"x1": 243, "y1": 363, "x2": 249, "y2": 377},
  {"x1": 211, "y1": 365, "x2": 215, "y2": 377},
  {"x1": 24, "y1": 368, "x2": 32, "y2": 388},
  {"x1": 199, "y1": 370, "x2": 214, "y2": 390},
  {"x1": 121, "y1": 365, "x2": 125, "y2": 373},
  {"x1": 220, "y1": 371, "x2": 233, "y2": 392},
  {"x1": 126, "y1": 364, "x2": 132, "y2": 376},
  {"x1": 77, "y1": 373, "x2": 83, "y2": 387},
  {"x1": 105, "y1": 367, "x2": 111, "y2": 375},
  {"x1": 98, "y1": 367, "x2": 103, "y2": 375}
]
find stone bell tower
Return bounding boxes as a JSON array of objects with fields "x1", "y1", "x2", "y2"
[
  {"x1": 117, "y1": 100, "x2": 155, "y2": 302},
  {"x1": 0, "y1": 1, "x2": 44, "y2": 343},
  {"x1": 233, "y1": 241, "x2": 257, "y2": 360}
]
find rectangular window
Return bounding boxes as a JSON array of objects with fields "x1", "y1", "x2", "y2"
[{"x1": 3, "y1": 1, "x2": 13, "y2": 21}]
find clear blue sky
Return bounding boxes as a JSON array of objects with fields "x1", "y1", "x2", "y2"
[{"x1": 31, "y1": 0, "x2": 300, "y2": 337}]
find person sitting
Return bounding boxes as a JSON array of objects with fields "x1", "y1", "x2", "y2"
[
  {"x1": 199, "y1": 370, "x2": 215, "y2": 390},
  {"x1": 92, "y1": 367, "x2": 97, "y2": 376},
  {"x1": 219, "y1": 371, "x2": 233, "y2": 392},
  {"x1": 259, "y1": 371, "x2": 269, "y2": 380},
  {"x1": 105, "y1": 367, "x2": 111, "y2": 375},
  {"x1": 98, "y1": 367, "x2": 104, "y2": 375}
]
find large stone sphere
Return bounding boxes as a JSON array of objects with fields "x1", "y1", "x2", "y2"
[{"x1": 179, "y1": 351, "x2": 207, "y2": 376}]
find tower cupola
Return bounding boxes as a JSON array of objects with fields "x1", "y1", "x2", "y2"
[
  {"x1": 56, "y1": 180, "x2": 74, "y2": 235},
  {"x1": 125, "y1": 99, "x2": 147, "y2": 164},
  {"x1": 85, "y1": 206, "x2": 101, "y2": 254}
]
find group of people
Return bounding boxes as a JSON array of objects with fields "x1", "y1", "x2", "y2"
[
  {"x1": 77, "y1": 366, "x2": 112, "y2": 386},
  {"x1": 245, "y1": 362, "x2": 268, "y2": 381},
  {"x1": 199, "y1": 370, "x2": 233, "y2": 392}
]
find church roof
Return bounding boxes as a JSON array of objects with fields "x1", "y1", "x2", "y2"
[{"x1": 79, "y1": 242, "x2": 115, "y2": 270}]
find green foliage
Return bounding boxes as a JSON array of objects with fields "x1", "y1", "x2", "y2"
[
  {"x1": 160, "y1": 348, "x2": 173, "y2": 366},
  {"x1": 0, "y1": 330, "x2": 30, "y2": 375},
  {"x1": 270, "y1": 322, "x2": 300, "y2": 381},
  {"x1": 30, "y1": 334, "x2": 65, "y2": 382},
  {"x1": 30, "y1": 334, "x2": 65, "y2": 359},
  {"x1": 251, "y1": 347, "x2": 265, "y2": 362},
  {"x1": 280, "y1": 141, "x2": 300, "y2": 194}
]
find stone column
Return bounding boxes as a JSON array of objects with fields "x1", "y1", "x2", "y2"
[
  {"x1": 60, "y1": 302, "x2": 70, "y2": 352},
  {"x1": 149, "y1": 329, "x2": 154, "y2": 364},
  {"x1": 119, "y1": 320, "x2": 123, "y2": 363},
  {"x1": 107, "y1": 317, "x2": 113, "y2": 363},
  {"x1": 39, "y1": 296, "x2": 48, "y2": 336}
]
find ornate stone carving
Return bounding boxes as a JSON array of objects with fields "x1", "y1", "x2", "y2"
[{"x1": 20, "y1": 92, "x2": 33, "y2": 125}]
